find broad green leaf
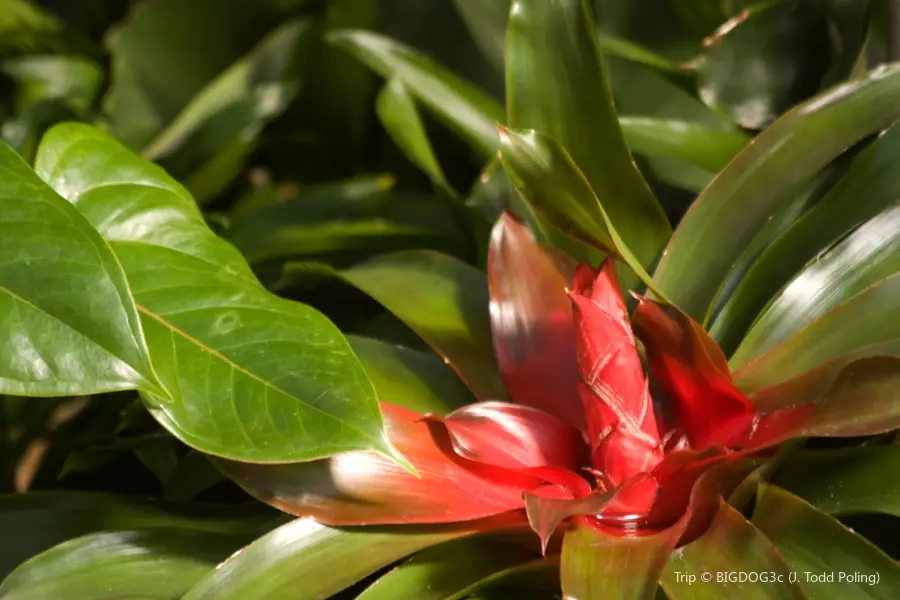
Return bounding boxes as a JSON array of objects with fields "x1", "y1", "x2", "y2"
[
  {"x1": 0, "y1": 491, "x2": 278, "y2": 579},
  {"x1": 772, "y1": 447, "x2": 900, "y2": 517},
  {"x1": 753, "y1": 484, "x2": 900, "y2": 599},
  {"x1": 506, "y1": 0, "x2": 670, "y2": 269},
  {"x1": 377, "y1": 78, "x2": 452, "y2": 192},
  {"x1": 497, "y1": 128, "x2": 664, "y2": 296},
  {"x1": 0, "y1": 0, "x2": 87, "y2": 55},
  {"x1": 348, "y1": 335, "x2": 474, "y2": 415},
  {"x1": 34, "y1": 124, "x2": 402, "y2": 465},
  {"x1": 342, "y1": 251, "x2": 506, "y2": 401},
  {"x1": 733, "y1": 274, "x2": 900, "y2": 389},
  {"x1": 0, "y1": 529, "x2": 248, "y2": 600},
  {"x1": 562, "y1": 521, "x2": 681, "y2": 600},
  {"x1": 182, "y1": 518, "x2": 480, "y2": 600},
  {"x1": 711, "y1": 122, "x2": 900, "y2": 354},
  {"x1": 654, "y1": 63, "x2": 900, "y2": 321},
  {"x1": 328, "y1": 29, "x2": 504, "y2": 157},
  {"x1": 141, "y1": 19, "x2": 309, "y2": 201},
  {"x1": 732, "y1": 204, "x2": 900, "y2": 366},
  {"x1": 0, "y1": 139, "x2": 162, "y2": 397},
  {"x1": 227, "y1": 180, "x2": 465, "y2": 264},
  {"x1": 618, "y1": 117, "x2": 748, "y2": 174},
  {"x1": 1, "y1": 55, "x2": 102, "y2": 114},
  {"x1": 662, "y1": 501, "x2": 805, "y2": 600},
  {"x1": 356, "y1": 539, "x2": 538, "y2": 600},
  {"x1": 103, "y1": 0, "x2": 301, "y2": 149},
  {"x1": 697, "y1": 0, "x2": 830, "y2": 129}
]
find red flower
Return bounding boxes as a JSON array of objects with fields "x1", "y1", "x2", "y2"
[{"x1": 220, "y1": 213, "x2": 846, "y2": 550}]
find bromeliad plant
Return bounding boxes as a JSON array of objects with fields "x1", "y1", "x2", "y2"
[{"x1": 5, "y1": 0, "x2": 900, "y2": 599}]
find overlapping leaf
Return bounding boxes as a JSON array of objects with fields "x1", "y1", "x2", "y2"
[
  {"x1": 33, "y1": 124, "x2": 401, "y2": 465},
  {"x1": 0, "y1": 139, "x2": 162, "y2": 397}
]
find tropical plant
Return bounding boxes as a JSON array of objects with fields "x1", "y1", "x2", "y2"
[{"x1": 4, "y1": 0, "x2": 900, "y2": 599}]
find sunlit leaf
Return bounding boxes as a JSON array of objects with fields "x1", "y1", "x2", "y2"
[
  {"x1": 0, "y1": 139, "x2": 162, "y2": 397},
  {"x1": 34, "y1": 124, "x2": 401, "y2": 464},
  {"x1": 654, "y1": 63, "x2": 900, "y2": 321}
]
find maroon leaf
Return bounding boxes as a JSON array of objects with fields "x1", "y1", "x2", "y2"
[
  {"x1": 632, "y1": 297, "x2": 755, "y2": 449},
  {"x1": 488, "y1": 213, "x2": 584, "y2": 429}
]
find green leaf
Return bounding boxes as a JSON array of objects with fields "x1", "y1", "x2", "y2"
[
  {"x1": 377, "y1": 78, "x2": 452, "y2": 192},
  {"x1": 732, "y1": 204, "x2": 900, "y2": 366},
  {"x1": 103, "y1": 0, "x2": 300, "y2": 149},
  {"x1": 227, "y1": 180, "x2": 464, "y2": 264},
  {"x1": 0, "y1": 139, "x2": 162, "y2": 397},
  {"x1": 618, "y1": 117, "x2": 748, "y2": 174},
  {"x1": 34, "y1": 124, "x2": 402, "y2": 465},
  {"x1": 141, "y1": 19, "x2": 309, "y2": 201},
  {"x1": 1, "y1": 56, "x2": 103, "y2": 114},
  {"x1": 342, "y1": 251, "x2": 506, "y2": 401},
  {"x1": 821, "y1": 0, "x2": 873, "y2": 86},
  {"x1": 711, "y1": 122, "x2": 900, "y2": 354},
  {"x1": 753, "y1": 484, "x2": 900, "y2": 599},
  {"x1": 562, "y1": 521, "x2": 681, "y2": 600},
  {"x1": 506, "y1": 0, "x2": 670, "y2": 269},
  {"x1": 0, "y1": 529, "x2": 248, "y2": 600},
  {"x1": 348, "y1": 335, "x2": 473, "y2": 415},
  {"x1": 497, "y1": 128, "x2": 664, "y2": 297},
  {"x1": 662, "y1": 501, "x2": 805, "y2": 600},
  {"x1": 772, "y1": 447, "x2": 900, "y2": 517},
  {"x1": 0, "y1": 491, "x2": 278, "y2": 580},
  {"x1": 697, "y1": 1, "x2": 831, "y2": 129},
  {"x1": 733, "y1": 275, "x2": 900, "y2": 389},
  {"x1": 356, "y1": 539, "x2": 539, "y2": 600},
  {"x1": 182, "y1": 518, "x2": 477, "y2": 600},
  {"x1": 328, "y1": 29, "x2": 504, "y2": 157},
  {"x1": 654, "y1": 63, "x2": 900, "y2": 321}
]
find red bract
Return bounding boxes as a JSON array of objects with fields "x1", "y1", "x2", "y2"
[{"x1": 220, "y1": 213, "x2": 884, "y2": 548}]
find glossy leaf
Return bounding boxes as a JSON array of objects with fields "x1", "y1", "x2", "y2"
[
  {"x1": 711, "y1": 121, "x2": 900, "y2": 352},
  {"x1": 356, "y1": 538, "x2": 538, "y2": 600},
  {"x1": 34, "y1": 124, "x2": 400, "y2": 464},
  {"x1": 0, "y1": 139, "x2": 162, "y2": 397},
  {"x1": 746, "y1": 345, "x2": 900, "y2": 440},
  {"x1": 562, "y1": 520, "x2": 682, "y2": 600},
  {"x1": 487, "y1": 214, "x2": 582, "y2": 428},
  {"x1": 497, "y1": 128, "x2": 663, "y2": 295},
  {"x1": 343, "y1": 250, "x2": 507, "y2": 401},
  {"x1": 182, "y1": 516, "x2": 521, "y2": 600},
  {"x1": 0, "y1": 529, "x2": 248, "y2": 600},
  {"x1": 654, "y1": 63, "x2": 900, "y2": 321},
  {"x1": 662, "y1": 501, "x2": 804, "y2": 600},
  {"x1": 734, "y1": 204, "x2": 900, "y2": 365},
  {"x1": 753, "y1": 484, "x2": 900, "y2": 599},
  {"x1": 733, "y1": 275, "x2": 900, "y2": 389},
  {"x1": 772, "y1": 446, "x2": 900, "y2": 517},
  {"x1": 697, "y1": 1, "x2": 830, "y2": 129},
  {"x1": 506, "y1": 0, "x2": 670, "y2": 269},
  {"x1": 142, "y1": 19, "x2": 308, "y2": 200},
  {"x1": 103, "y1": 0, "x2": 299, "y2": 150},
  {"x1": 328, "y1": 29, "x2": 504, "y2": 157},
  {"x1": 377, "y1": 78, "x2": 452, "y2": 192},
  {"x1": 0, "y1": 492, "x2": 278, "y2": 579},
  {"x1": 348, "y1": 335, "x2": 474, "y2": 416}
]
